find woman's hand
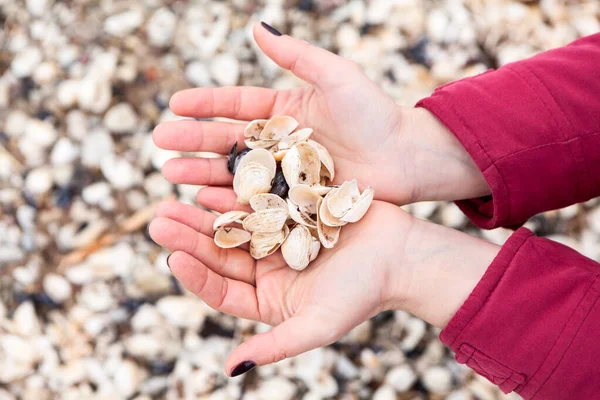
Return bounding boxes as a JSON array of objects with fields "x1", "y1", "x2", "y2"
[
  {"x1": 149, "y1": 197, "x2": 499, "y2": 376},
  {"x1": 153, "y1": 22, "x2": 490, "y2": 206}
]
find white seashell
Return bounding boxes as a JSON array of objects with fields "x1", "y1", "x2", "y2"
[
  {"x1": 281, "y1": 225, "x2": 313, "y2": 271},
  {"x1": 327, "y1": 180, "x2": 361, "y2": 218},
  {"x1": 288, "y1": 184, "x2": 322, "y2": 214},
  {"x1": 271, "y1": 148, "x2": 288, "y2": 162},
  {"x1": 309, "y1": 237, "x2": 321, "y2": 262},
  {"x1": 340, "y1": 186, "x2": 374, "y2": 223},
  {"x1": 281, "y1": 143, "x2": 321, "y2": 187},
  {"x1": 250, "y1": 225, "x2": 289, "y2": 259},
  {"x1": 242, "y1": 208, "x2": 288, "y2": 233},
  {"x1": 235, "y1": 149, "x2": 276, "y2": 177},
  {"x1": 250, "y1": 193, "x2": 287, "y2": 211},
  {"x1": 319, "y1": 189, "x2": 348, "y2": 227},
  {"x1": 214, "y1": 227, "x2": 251, "y2": 248},
  {"x1": 312, "y1": 185, "x2": 337, "y2": 196},
  {"x1": 317, "y1": 198, "x2": 342, "y2": 248},
  {"x1": 245, "y1": 138, "x2": 278, "y2": 150},
  {"x1": 213, "y1": 211, "x2": 249, "y2": 231},
  {"x1": 278, "y1": 128, "x2": 313, "y2": 150},
  {"x1": 244, "y1": 119, "x2": 268, "y2": 139},
  {"x1": 308, "y1": 139, "x2": 335, "y2": 181},
  {"x1": 233, "y1": 163, "x2": 273, "y2": 205},
  {"x1": 287, "y1": 198, "x2": 318, "y2": 229},
  {"x1": 260, "y1": 116, "x2": 299, "y2": 140}
]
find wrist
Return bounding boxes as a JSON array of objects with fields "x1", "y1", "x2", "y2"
[{"x1": 398, "y1": 107, "x2": 490, "y2": 203}]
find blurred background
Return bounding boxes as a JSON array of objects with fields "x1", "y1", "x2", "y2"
[{"x1": 1, "y1": 0, "x2": 599, "y2": 399}]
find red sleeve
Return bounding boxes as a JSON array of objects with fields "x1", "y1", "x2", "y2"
[
  {"x1": 416, "y1": 33, "x2": 600, "y2": 229},
  {"x1": 440, "y1": 228, "x2": 600, "y2": 399}
]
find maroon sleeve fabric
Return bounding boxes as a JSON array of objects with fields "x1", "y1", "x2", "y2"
[
  {"x1": 440, "y1": 228, "x2": 600, "y2": 399},
  {"x1": 416, "y1": 33, "x2": 600, "y2": 229}
]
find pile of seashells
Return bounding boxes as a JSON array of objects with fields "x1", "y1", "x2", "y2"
[{"x1": 213, "y1": 116, "x2": 374, "y2": 271}]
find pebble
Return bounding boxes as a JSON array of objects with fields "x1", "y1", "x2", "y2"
[
  {"x1": 0, "y1": 246, "x2": 25, "y2": 264},
  {"x1": 57, "y1": 80, "x2": 80, "y2": 109},
  {"x1": 24, "y1": 119, "x2": 57, "y2": 148},
  {"x1": 257, "y1": 377, "x2": 297, "y2": 400},
  {"x1": 156, "y1": 296, "x2": 206, "y2": 330},
  {"x1": 79, "y1": 283, "x2": 116, "y2": 312},
  {"x1": 147, "y1": 8, "x2": 177, "y2": 47},
  {"x1": 78, "y1": 77, "x2": 112, "y2": 114},
  {"x1": 81, "y1": 129, "x2": 114, "y2": 167},
  {"x1": 43, "y1": 273, "x2": 72, "y2": 303},
  {"x1": 26, "y1": 0, "x2": 53, "y2": 17},
  {"x1": 11, "y1": 47, "x2": 43, "y2": 78},
  {"x1": 385, "y1": 364, "x2": 417, "y2": 392},
  {"x1": 13, "y1": 302, "x2": 41, "y2": 337},
  {"x1": 422, "y1": 365, "x2": 453, "y2": 394},
  {"x1": 101, "y1": 156, "x2": 141, "y2": 190},
  {"x1": 50, "y1": 138, "x2": 79, "y2": 165},
  {"x1": 143, "y1": 172, "x2": 173, "y2": 198},
  {"x1": 185, "y1": 61, "x2": 212, "y2": 87},
  {"x1": 372, "y1": 384, "x2": 396, "y2": 400},
  {"x1": 104, "y1": 10, "x2": 145, "y2": 37},
  {"x1": 25, "y1": 167, "x2": 53, "y2": 195},
  {"x1": 401, "y1": 317, "x2": 426, "y2": 351},
  {"x1": 131, "y1": 305, "x2": 164, "y2": 331},
  {"x1": 104, "y1": 103, "x2": 139, "y2": 134},
  {"x1": 82, "y1": 182, "x2": 111, "y2": 206},
  {"x1": 210, "y1": 53, "x2": 241, "y2": 87}
]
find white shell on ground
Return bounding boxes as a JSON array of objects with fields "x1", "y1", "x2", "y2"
[
  {"x1": 281, "y1": 225, "x2": 312, "y2": 271},
  {"x1": 281, "y1": 142, "x2": 321, "y2": 187},
  {"x1": 260, "y1": 116, "x2": 299, "y2": 140},
  {"x1": 233, "y1": 163, "x2": 273, "y2": 205},
  {"x1": 340, "y1": 186, "x2": 375, "y2": 223},
  {"x1": 244, "y1": 119, "x2": 268, "y2": 139},
  {"x1": 317, "y1": 198, "x2": 342, "y2": 248},
  {"x1": 214, "y1": 227, "x2": 251, "y2": 248},
  {"x1": 250, "y1": 193, "x2": 288, "y2": 211},
  {"x1": 242, "y1": 208, "x2": 288, "y2": 233},
  {"x1": 308, "y1": 139, "x2": 335, "y2": 181},
  {"x1": 213, "y1": 211, "x2": 249, "y2": 231},
  {"x1": 327, "y1": 179, "x2": 361, "y2": 218},
  {"x1": 250, "y1": 225, "x2": 289, "y2": 259},
  {"x1": 289, "y1": 184, "x2": 321, "y2": 214},
  {"x1": 287, "y1": 198, "x2": 318, "y2": 229}
]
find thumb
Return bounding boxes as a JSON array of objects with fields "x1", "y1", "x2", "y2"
[
  {"x1": 225, "y1": 312, "x2": 342, "y2": 377},
  {"x1": 252, "y1": 21, "x2": 359, "y2": 87}
]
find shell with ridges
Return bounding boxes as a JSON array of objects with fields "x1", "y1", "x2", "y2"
[
  {"x1": 340, "y1": 186, "x2": 375, "y2": 223},
  {"x1": 281, "y1": 225, "x2": 313, "y2": 271},
  {"x1": 288, "y1": 184, "x2": 321, "y2": 214},
  {"x1": 287, "y1": 198, "x2": 318, "y2": 229},
  {"x1": 213, "y1": 211, "x2": 250, "y2": 231},
  {"x1": 214, "y1": 227, "x2": 251, "y2": 248},
  {"x1": 308, "y1": 139, "x2": 335, "y2": 181},
  {"x1": 250, "y1": 193, "x2": 287, "y2": 212},
  {"x1": 327, "y1": 179, "x2": 361, "y2": 218},
  {"x1": 242, "y1": 208, "x2": 288, "y2": 233},
  {"x1": 317, "y1": 198, "x2": 342, "y2": 248},
  {"x1": 281, "y1": 142, "x2": 321, "y2": 187},
  {"x1": 233, "y1": 162, "x2": 273, "y2": 205},
  {"x1": 260, "y1": 116, "x2": 299, "y2": 140},
  {"x1": 244, "y1": 119, "x2": 268, "y2": 139},
  {"x1": 235, "y1": 148, "x2": 276, "y2": 177},
  {"x1": 319, "y1": 189, "x2": 348, "y2": 227},
  {"x1": 278, "y1": 128, "x2": 313, "y2": 150},
  {"x1": 250, "y1": 225, "x2": 289, "y2": 259}
]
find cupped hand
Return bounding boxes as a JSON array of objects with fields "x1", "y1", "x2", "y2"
[{"x1": 149, "y1": 199, "x2": 415, "y2": 376}]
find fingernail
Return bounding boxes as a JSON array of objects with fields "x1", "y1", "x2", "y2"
[
  {"x1": 166, "y1": 254, "x2": 172, "y2": 270},
  {"x1": 261, "y1": 21, "x2": 282, "y2": 37},
  {"x1": 231, "y1": 361, "x2": 256, "y2": 377}
]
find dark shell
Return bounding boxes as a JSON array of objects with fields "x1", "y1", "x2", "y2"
[
  {"x1": 232, "y1": 148, "x2": 251, "y2": 174},
  {"x1": 269, "y1": 167, "x2": 289, "y2": 198},
  {"x1": 227, "y1": 142, "x2": 238, "y2": 174}
]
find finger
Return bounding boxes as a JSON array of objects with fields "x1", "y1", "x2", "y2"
[
  {"x1": 196, "y1": 187, "x2": 252, "y2": 214},
  {"x1": 153, "y1": 120, "x2": 246, "y2": 154},
  {"x1": 155, "y1": 200, "x2": 215, "y2": 237},
  {"x1": 149, "y1": 217, "x2": 256, "y2": 284},
  {"x1": 162, "y1": 158, "x2": 232, "y2": 186},
  {"x1": 253, "y1": 21, "x2": 359, "y2": 87},
  {"x1": 225, "y1": 311, "x2": 343, "y2": 376},
  {"x1": 168, "y1": 251, "x2": 260, "y2": 321},
  {"x1": 169, "y1": 87, "x2": 281, "y2": 120}
]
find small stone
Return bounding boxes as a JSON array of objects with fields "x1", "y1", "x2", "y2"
[
  {"x1": 81, "y1": 129, "x2": 114, "y2": 167},
  {"x1": 372, "y1": 385, "x2": 396, "y2": 400},
  {"x1": 113, "y1": 359, "x2": 144, "y2": 397},
  {"x1": 185, "y1": 61, "x2": 212, "y2": 87},
  {"x1": 43, "y1": 273, "x2": 72, "y2": 303},
  {"x1": 335, "y1": 356, "x2": 359, "y2": 380},
  {"x1": 82, "y1": 182, "x2": 111, "y2": 205},
  {"x1": 1, "y1": 335, "x2": 38, "y2": 365},
  {"x1": 143, "y1": 172, "x2": 173, "y2": 198},
  {"x1": 257, "y1": 377, "x2": 297, "y2": 400},
  {"x1": 25, "y1": 167, "x2": 53, "y2": 195},
  {"x1": 125, "y1": 334, "x2": 162, "y2": 359},
  {"x1": 12, "y1": 302, "x2": 41, "y2": 337},
  {"x1": 26, "y1": 0, "x2": 54, "y2": 17},
  {"x1": 33, "y1": 61, "x2": 58, "y2": 85},
  {"x1": 210, "y1": 53, "x2": 240, "y2": 86},
  {"x1": 156, "y1": 296, "x2": 206, "y2": 330},
  {"x1": 104, "y1": 103, "x2": 139, "y2": 134},
  {"x1": 79, "y1": 282, "x2": 115, "y2": 312},
  {"x1": 78, "y1": 77, "x2": 112, "y2": 114},
  {"x1": 422, "y1": 365, "x2": 452, "y2": 394},
  {"x1": 131, "y1": 305, "x2": 164, "y2": 331},
  {"x1": 446, "y1": 389, "x2": 474, "y2": 400},
  {"x1": 101, "y1": 156, "x2": 141, "y2": 190},
  {"x1": 385, "y1": 365, "x2": 417, "y2": 392},
  {"x1": 65, "y1": 110, "x2": 88, "y2": 140},
  {"x1": 5, "y1": 110, "x2": 30, "y2": 137},
  {"x1": 57, "y1": 80, "x2": 80, "y2": 109},
  {"x1": 105, "y1": 10, "x2": 145, "y2": 37},
  {"x1": 50, "y1": 138, "x2": 79, "y2": 165},
  {"x1": 401, "y1": 317, "x2": 426, "y2": 351},
  {"x1": 24, "y1": 119, "x2": 57, "y2": 148},
  {"x1": 11, "y1": 47, "x2": 42, "y2": 78},
  {"x1": 147, "y1": 8, "x2": 177, "y2": 47}
]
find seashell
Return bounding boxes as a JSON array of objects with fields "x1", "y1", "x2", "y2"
[
  {"x1": 313, "y1": 185, "x2": 337, "y2": 196},
  {"x1": 317, "y1": 198, "x2": 342, "y2": 248},
  {"x1": 281, "y1": 142, "x2": 321, "y2": 187},
  {"x1": 281, "y1": 225, "x2": 313, "y2": 271},
  {"x1": 288, "y1": 184, "x2": 321, "y2": 214},
  {"x1": 232, "y1": 148, "x2": 251, "y2": 174},
  {"x1": 244, "y1": 119, "x2": 268, "y2": 139},
  {"x1": 245, "y1": 138, "x2": 278, "y2": 150},
  {"x1": 260, "y1": 116, "x2": 299, "y2": 140},
  {"x1": 235, "y1": 149, "x2": 276, "y2": 177},
  {"x1": 214, "y1": 227, "x2": 251, "y2": 248},
  {"x1": 227, "y1": 142, "x2": 238, "y2": 174},
  {"x1": 269, "y1": 167, "x2": 289, "y2": 199},
  {"x1": 318, "y1": 189, "x2": 348, "y2": 227},
  {"x1": 287, "y1": 198, "x2": 318, "y2": 229},
  {"x1": 308, "y1": 139, "x2": 335, "y2": 181},
  {"x1": 250, "y1": 225, "x2": 289, "y2": 259},
  {"x1": 271, "y1": 148, "x2": 288, "y2": 162},
  {"x1": 242, "y1": 208, "x2": 288, "y2": 233},
  {"x1": 340, "y1": 186, "x2": 374, "y2": 223},
  {"x1": 213, "y1": 210, "x2": 250, "y2": 231},
  {"x1": 250, "y1": 193, "x2": 287, "y2": 212},
  {"x1": 309, "y1": 236, "x2": 321, "y2": 262},
  {"x1": 278, "y1": 128, "x2": 313, "y2": 150},
  {"x1": 233, "y1": 162, "x2": 274, "y2": 204},
  {"x1": 327, "y1": 179, "x2": 361, "y2": 218}
]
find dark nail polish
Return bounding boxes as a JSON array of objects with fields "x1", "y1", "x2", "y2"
[
  {"x1": 166, "y1": 254, "x2": 172, "y2": 269},
  {"x1": 231, "y1": 361, "x2": 256, "y2": 377},
  {"x1": 261, "y1": 21, "x2": 282, "y2": 37}
]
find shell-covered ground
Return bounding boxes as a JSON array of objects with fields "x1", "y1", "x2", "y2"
[{"x1": 1, "y1": 0, "x2": 599, "y2": 399}]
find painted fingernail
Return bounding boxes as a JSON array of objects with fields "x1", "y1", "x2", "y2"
[
  {"x1": 166, "y1": 254, "x2": 172, "y2": 270},
  {"x1": 231, "y1": 361, "x2": 256, "y2": 377},
  {"x1": 261, "y1": 21, "x2": 282, "y2": 37}
]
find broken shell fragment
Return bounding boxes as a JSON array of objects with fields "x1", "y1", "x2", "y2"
[
  {"x1": 287, "y1": 198, "x2": 318, "y2": 229},
  {"x1": 242, "y1": 208, "x2": 288, "y2": 233},
  {"x1": 317, "y1": 198, "x2": 342, "y2": 248},
  {"x1": 244, "y1": 119, "x2": 269, "y2": 139},
  {"x1": 318, "y1": 189, "x2": 348, "y2": 227},
  {"x1": 214, "y1": 227, "x2": 251, "y2": 248},
  {"x1": 260, "y1": 116, "x2": 299, "y2": 140},
  {"x1": 281, "y1": 142, "x2": 321, "y2": 187},
  {"x1": 308, "y1": 139, "x2": 335, "y2": 181},
  {"x1": 250, "y1": 225, "x2": 289, "y2": 259},
  {"x1": 213, "y1": 210, "x2": 250, "y2": 231},
  {"x1": 279, "y1": 128, "x2": 313, "y2": 150},
  {"x1": 340, "y1": 186, "x2": 375, "y2": 223},
  {"x1": 327, "y1": 179, "x2": 361, "y2": 218},
  {"x1": 250, "y1": 193, "x2": 287, "y2": 212},
  {"x1": 289, "y1": 184, "x2": 321, "y2": 214},
  {"x1": 281, "y1": 225, "x2": 313, "y2": 271}
]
